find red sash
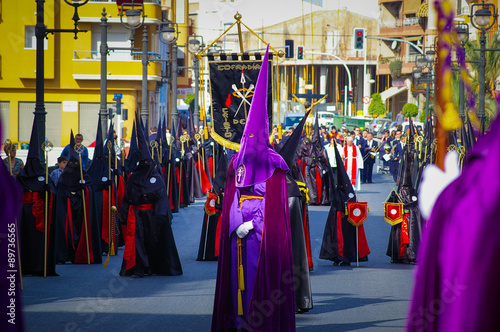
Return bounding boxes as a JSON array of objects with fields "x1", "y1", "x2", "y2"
[
  {"x1": 123, "y1": 203, "x2": 154, "y2": 270},
  {"x1": 303, "y1": 204, "x2": 313, "y2": 269},
  {"x1": 23, "y1": 191, "x2": 52, "y2": 233},
  {"x1": 400, "y1": 213, "x2": 410, "y2": 257},
  {"x1": 344, "y1": 145, "x2": 357, "y2": 185},
  {"x1": 68, "y1": 188, "x2": 94, "y2": 264},
  {"x1": 336, "y1": 211, "x2": 344, "y2": 257},
  {"x1": 101, "y1": 185, "x2": 116, "y2": 245},
  {"x1": 214, "y1": 213, "x2": 222, "y2": 258},
  {"x1": 208, "y1": 156, "x2": 214, "y2": 179},
  {"x1": 194, "y1": 159, "x2": 212, "y2": 194}
]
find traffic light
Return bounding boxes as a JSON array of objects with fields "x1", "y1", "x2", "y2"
[
  {"x1": 285, "y1": 39, "x2": 294, "y2": 58},
  {"x1": 297, "y1": 46, "x2": 304, "y2": 60},
  {"x1": 340, "y1": 89, "x2": 345, "y2": 102},
  {"x1": 348, "y1": 90, "x2": 353, "y2": 102},
  {"x1": 353, "y1": 28, "x2": 365, "y2": 50}
]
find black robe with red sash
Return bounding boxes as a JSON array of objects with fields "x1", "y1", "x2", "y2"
[
  {"x1": 320, "y1": 142, "x2": 370, "y2": 264},
  {"x1": 19, "y1": 190, "x2": 56, "y2": 275},
  {"x1": 53, "y1": 166, "x2": 102, "y2": 264},
  {"x1": 119, "y1": 164, "x2": 182, "y2": 277}
]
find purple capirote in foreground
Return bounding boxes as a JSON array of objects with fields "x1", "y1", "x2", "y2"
[
  {"x1": 211, "y1": 45, "x2": 295, "y2": 332},
  {"x1": 407, "y1": 112, "x2": 500, "y2": 332},
  {"x1": 0, "y1": 118, "x2": 24, "y2": 331}
]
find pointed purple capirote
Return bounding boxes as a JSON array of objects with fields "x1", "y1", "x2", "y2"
[{"x1": 234, "y1": 45, "x2": 288, "y2": 187}]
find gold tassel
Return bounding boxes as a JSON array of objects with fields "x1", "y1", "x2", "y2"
[
  {"x1": 103, "y1": 254, "x2": 110, "y2": 267},
  {"x1": 110, "y1": 243, "x2": 115, "y2": 256},
  {"x1": 238, "y1": 289, "x2": 243, "y2": 316},
  {"x1": 237, "y1": 237, "x2": 244, "y2": 315}
]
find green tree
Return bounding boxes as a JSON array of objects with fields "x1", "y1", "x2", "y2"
[
  {"x1": 402, "y1": 102, "x2": 418, "y2": 118},
  {"x1": 368, "y1": 93, "x2": 386, "y2": 117},
  {"x1": 389, "y1": 59, "x2": 402, "y2": 79},
  {"x1": 464, "y1": 31, "x2": 500, "y2": 123}
]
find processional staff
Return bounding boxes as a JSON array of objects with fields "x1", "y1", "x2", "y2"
[
  {"x1": 74, "y1": 142, "x2": 91, "y2": 264},
  {"x1": 42, "y1": 140, "x2": 53, "y2": 277}
]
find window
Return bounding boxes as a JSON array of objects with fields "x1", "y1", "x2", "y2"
[
  {"x1": 78, "y1": 103, "x2": 114, "y2": 146},
  {"x1": 91, "y1": 23, "x2": 132, "y2": 60},
  {"x1": 0, "y1": 102, "x2": 10, "y2": 141},
  {"x1": 18, "y1": 102, "x2": 61, "y2": 147},
  {"x1": 25, "y1": 26, "x2": 48, "y2": 50}
]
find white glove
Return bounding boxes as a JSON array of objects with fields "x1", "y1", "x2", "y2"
[
  {"x1": 236, "y1": 221, "x2": 254, "y2": 238},
  {"x1": 418, "y1": 151, "x2": 460, "y2": 220}
]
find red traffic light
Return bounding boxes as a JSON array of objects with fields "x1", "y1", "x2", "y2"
[{"x1": 356, "y1": 31, "x2": 362, "y2": 36}]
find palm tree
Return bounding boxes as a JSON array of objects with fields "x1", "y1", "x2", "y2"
[{"x1": 464, "y1": 31, "x2": 500, "y2": 124}]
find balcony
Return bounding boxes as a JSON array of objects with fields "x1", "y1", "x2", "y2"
[
  {"x1": 377, "y1": 56, "x2": 419, "y2": 76},
  {"x1": 72, "y1": 51, "x2": 162, "y2": 81},
  {"x1": 380, "y1": 17, "x2": 425, "y2": 37}
]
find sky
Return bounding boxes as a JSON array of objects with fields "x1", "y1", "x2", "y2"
[{"x1": 197, "y1": 0, "x2": 380, "y2": 39}]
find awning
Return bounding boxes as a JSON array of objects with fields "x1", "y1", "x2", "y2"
[
  {"x1": 417, "y1": 2, "x2": 429, "y2": 17},
  {"x1": 380, "y1": 86, "x2": 409, "y2": 103},
  {"x1": 406, "y1": 36, "x2": 423, "y2": 41}
]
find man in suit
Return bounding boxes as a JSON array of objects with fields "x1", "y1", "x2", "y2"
[
  {"x1": 363, "y1": 132, "x2": 377, "y2": 183},
  {"x1": 353, "y1": 127, "x2": 366, "y2": 182},
  {"x1": 389, "y1": 130, "x2": 402, "y2": 182},
  {"x1": 391, "y1": 133, "x2": 406, "y2": 182}
]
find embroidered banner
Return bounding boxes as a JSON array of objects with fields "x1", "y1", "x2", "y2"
[
  {"x1": 384, "y1": 202, "x2": 404, "y2": 226},
  {"x1": 209, "y1": 58, "x2": 272, "y2": 150},
  {"x1": 346, "y1": 202, "x2": 368, "y2": 227}
]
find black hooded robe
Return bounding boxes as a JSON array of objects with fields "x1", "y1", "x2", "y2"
[
  {"x1": 53, "y1": 168, "x2": 102, "y2": 264},
  {"x1": 320, "y1": 142, "x2": 370, "y2": 265},
  {"x1": 119, "y1": 166, "x2": 182, "y2": 277}
]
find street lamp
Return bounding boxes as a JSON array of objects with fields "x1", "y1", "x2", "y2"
[
  {"x1": 35, "y1": 0, "x2": 88, "y2": 159},
  {"x1": 187, "y1": 35, "x2": 204, "y2": 129},
  {"x1": 159, "y1": 22, "x2": 179, "y2": 128},
  {"x1": 470, "y1": 1, "x2": 498, "y2": 134},
  {"x1": 456, "y1": 23, "x2": 469, "y2": 121},
  {"x1": 119, "y1": 2, "x2": 148, "y2": 126},
  {"x1": 413, "y1": 48, "x2": 435, "y2": 125}
]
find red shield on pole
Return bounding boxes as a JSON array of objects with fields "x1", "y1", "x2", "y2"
[
  {"x1": 204, "y1": 191, "x2": 218, "y2": 216},
  {"x1": 346, "y1": 202, "x2": 368, "y2": 227},
  {"x1": 384, "y1": 202, "x2": 403, "y2": 226}
]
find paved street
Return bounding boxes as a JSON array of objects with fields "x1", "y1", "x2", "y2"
[{"x1": 22, "y1": 170, "x2": 415, "y2": 332}]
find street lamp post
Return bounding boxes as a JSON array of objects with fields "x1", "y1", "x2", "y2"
[
  {"x1": 456, "y1": 23, "x2": 469, "y2": 122},
  {"x1": 141, "y1": 27, "x2": 149, "y2": 127},
  {"x1": 35, "y1": 0, "x2": 88, "y2": 160},
  {"x1": 470, "y1": 1, "x2": 498, "y2": 134},
  {"x1": 119, "y1": 2, "x2": 147, "y2": 124},
  {"x1": 187, "y1": 36, "x2": 204, "y2": 128},
  {"x1": 159, "y1": 22, "x2": 179, "y2": 128},
  {"x1": 99, "y1": 8, "x2": 108, "y2": 139},
  {"x1": 412, "y1": 49, "x2": 435, "y2": 127}
]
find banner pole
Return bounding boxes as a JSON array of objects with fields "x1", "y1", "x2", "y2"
[{"x1": 356, "y1": 227, "x2": 359, "y2": 267}]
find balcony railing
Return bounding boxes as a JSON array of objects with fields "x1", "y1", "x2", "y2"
[
  {"x1": 380, "y1": 19, "x2": 402, "y2": 28},
  {"x1": 89, "y1": 0, "x2": 160, "y2": 3},
  {"x1": 378, "y1": 55, "x2": 418, "y2": 64},
  {"x1": 403, "y1": 17, "x2": 421, "y2": 26},
  {"x1": 73, "y1": 50, "x2": 161, "y2": 61}
]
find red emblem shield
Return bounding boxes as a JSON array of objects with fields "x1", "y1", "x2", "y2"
[
  {"x1": 204, "y1": 191, "x2": 218, "y2": 216},
  {"x1": 384, "y1": 202, "x2": 403, "y2": 226},
  {"x1": 346, "y1": 202, "x2": 368, "y2": 227}
]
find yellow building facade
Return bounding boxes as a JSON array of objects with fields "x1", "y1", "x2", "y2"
[{"x1": 0, "y1": 0, "x2": 190, "y2": 148}]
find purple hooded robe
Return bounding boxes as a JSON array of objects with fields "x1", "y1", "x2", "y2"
[
  {"x1": 211, "y1": 46, "x2": 295, "y2": 332},
  {"x1": 406, "y1": 113, "x2": 500, "y2": 331},
  {"x1": 0, "y1": 119, "x2": 24, "y2": 331}
]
